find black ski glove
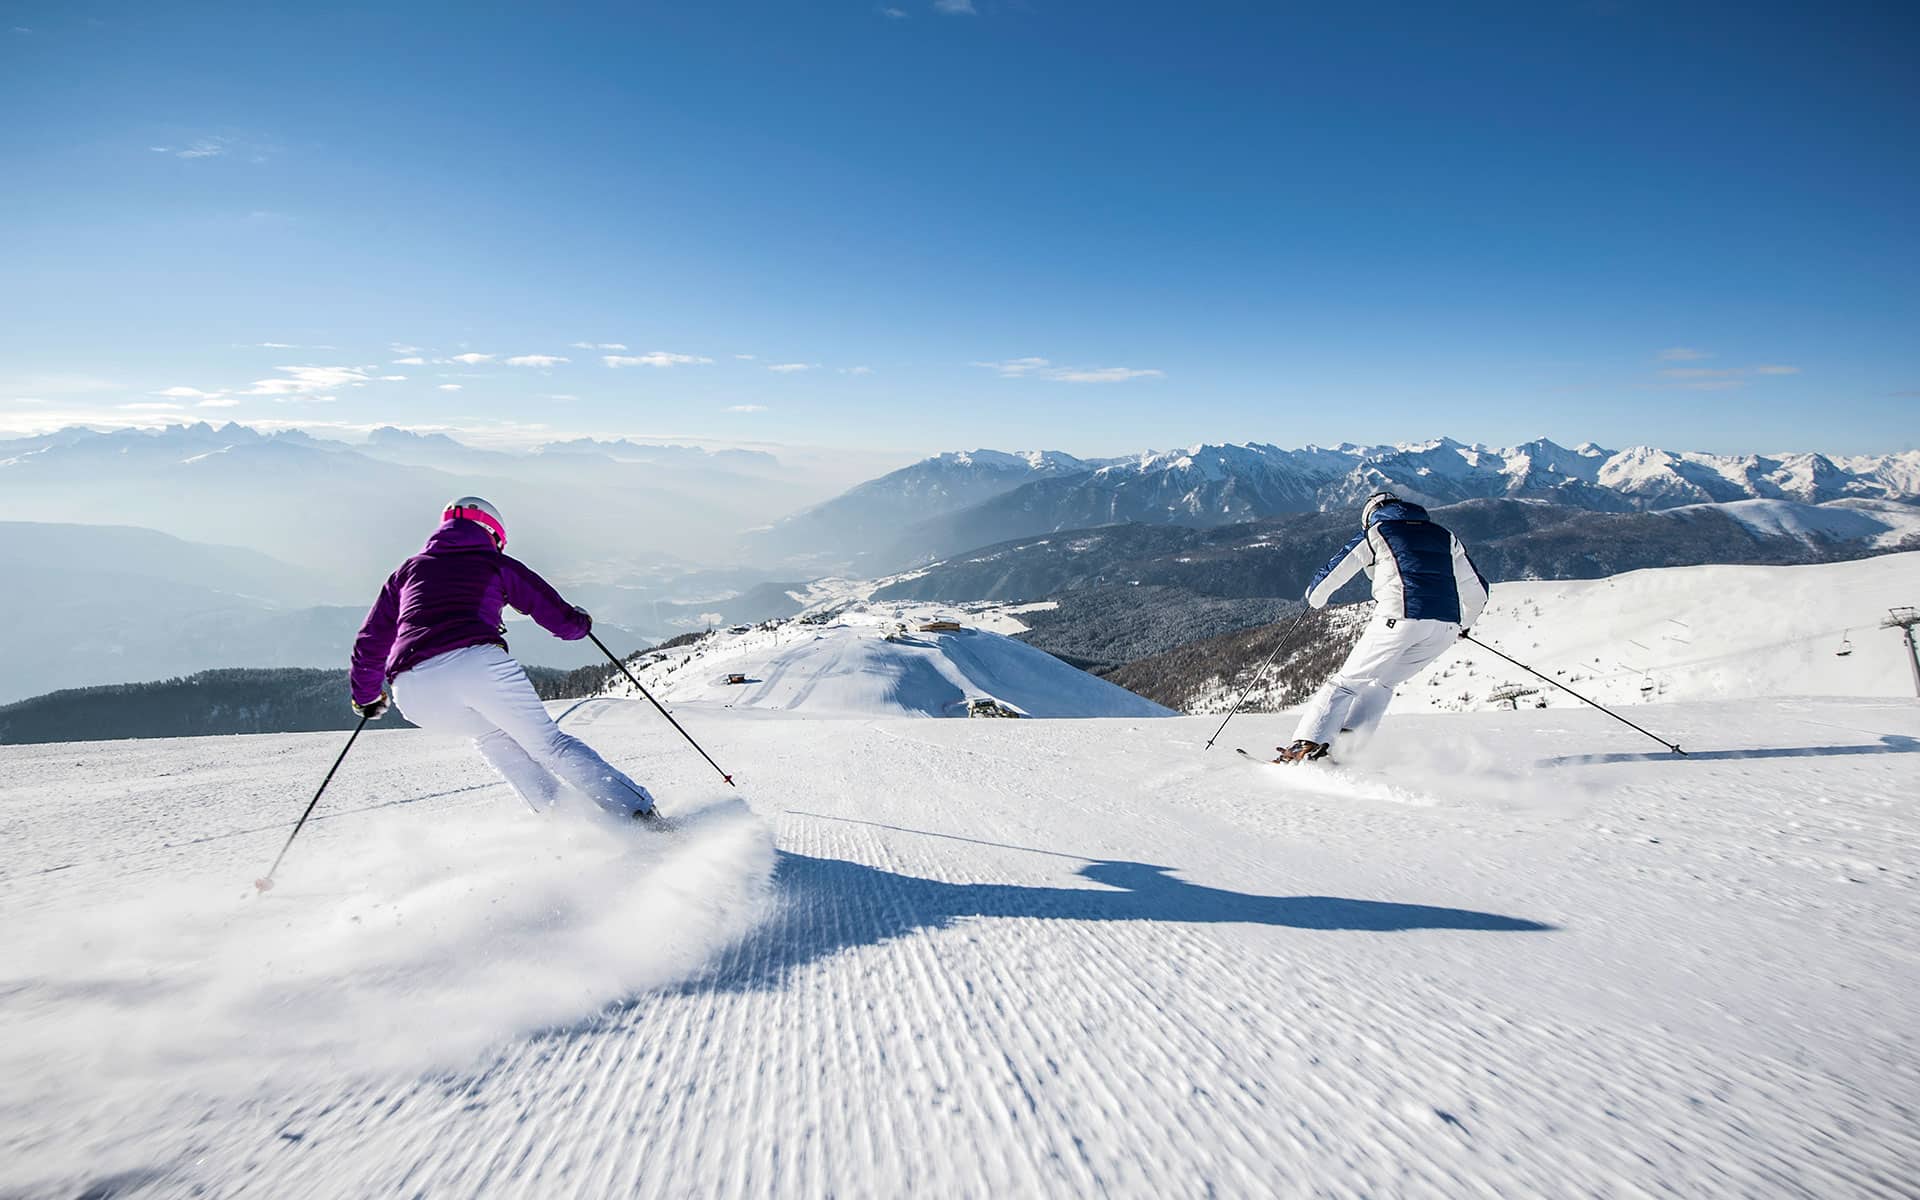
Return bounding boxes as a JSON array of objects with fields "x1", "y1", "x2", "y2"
[{"x1": 353, "y1": 695, "x2": 391, "y2": 720}]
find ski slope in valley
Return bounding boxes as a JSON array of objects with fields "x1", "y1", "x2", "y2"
[
  {"x1": 599, "y1": 604, "x2": 1169, "y2": 718},
  {"x1": 2, "y1": 690, "x2": 1916, "y2": 1196}
]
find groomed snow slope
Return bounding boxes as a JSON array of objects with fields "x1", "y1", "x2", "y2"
[
  {"x1": 3, "y1": 696, "x2": 1916, "y2": 1197},
  {"x1": 602, "y1": 605, "x2": 1170, "y2": 718},
  {"x1": 1706, "y1": 496, "x2": 1920, "y2": 547},
  {"x1": 1395, "y1": 549, "x2": 1920, "y2": 713}
]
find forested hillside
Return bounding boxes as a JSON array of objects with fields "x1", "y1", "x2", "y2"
[{"x1": 1, "y1": 666, "x2": 576, "y2": 744}]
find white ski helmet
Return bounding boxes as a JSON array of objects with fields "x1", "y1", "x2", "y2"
[
  {"x1": 1361, "y1": 491, "x2": 1398, "y2": 529},
  {"x1": 443, "y1": 496, "x2": 507, "y2": 549}
]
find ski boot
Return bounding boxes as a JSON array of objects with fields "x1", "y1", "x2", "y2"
[
  {"x1": 1274, "y1": 739, "x2": 1330, "y2": 765},
  {"x1": 628, "y1": 783, "x2": 661, "y2": 824}
]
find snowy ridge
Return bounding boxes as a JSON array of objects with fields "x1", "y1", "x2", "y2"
[
  {"x1": 1708, "y1": 496, "x2": 1920, "y2": 547},
  {"x1": 1393, "y1": 550, "x2": 1920, "y2": 713}
]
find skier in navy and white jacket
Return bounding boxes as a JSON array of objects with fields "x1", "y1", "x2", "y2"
[{"x1": 1277, "y1": 492, "x2": 1490, "y2": 763}]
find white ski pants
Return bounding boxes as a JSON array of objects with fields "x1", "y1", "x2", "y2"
[
  {"x1": 392, "y1": 643, "x2": 650, "y2": 816},
  {"x1": 1291, "y1": 615, "x2": 1462, "y2": 748}
]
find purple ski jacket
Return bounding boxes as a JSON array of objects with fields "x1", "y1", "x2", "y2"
[{"x1": 349, "y1": 519, "x2": 590, "y2": 704}]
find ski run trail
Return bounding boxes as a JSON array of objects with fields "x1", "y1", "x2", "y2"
[
  {"x1": 5, "y1": 553, "x2": 1920, "y2": 1198},
  {"x1": 3, "y1": 696, "x2": 1916, "y2": 1198}
]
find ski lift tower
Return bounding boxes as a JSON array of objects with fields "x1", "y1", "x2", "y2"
[
  {"x1": 1488, "y1": 683, "x2": 1540, "y2": 711},
  {"x1": 1883, "y1": 607, "x2": 1920, "y2": 699}
]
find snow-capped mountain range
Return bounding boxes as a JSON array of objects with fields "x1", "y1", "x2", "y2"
[
  {"x1": 767, "y1": 437, "x2": 1920, "y2": 570},
  {"x1": 1031, "y1": 436, "x2": 1919, "y2": 515}
]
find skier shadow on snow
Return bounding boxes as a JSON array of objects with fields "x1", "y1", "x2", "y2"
[
  {"x1": 680, "y1": 852, "x2": 1554, "y2": 995},
  {"x1": 1536, "y1": 734, "x2": 1920, "y2": 768}
]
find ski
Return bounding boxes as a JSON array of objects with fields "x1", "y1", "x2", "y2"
[{"x1": 1236, "y1": 747, "x2": 1336, "y2": 767}]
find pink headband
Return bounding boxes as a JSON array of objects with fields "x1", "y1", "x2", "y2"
[{"x1": 444, "y1": 505, "x2": 506, "y2": 550}]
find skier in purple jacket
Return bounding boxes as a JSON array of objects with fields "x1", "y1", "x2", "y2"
[{"x1": 350, "y1": 497, "x2": 657, "y2": 821}]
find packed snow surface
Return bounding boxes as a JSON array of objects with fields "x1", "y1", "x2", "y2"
[
  {"x1": 601, "y1": 604, "x2": 1168, "y2": 718},
  {"x1": 3, "y1": 692, "x2": 1916, "y2": 1197}
]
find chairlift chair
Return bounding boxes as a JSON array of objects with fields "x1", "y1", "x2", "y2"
[{"x1": 1835, "y1": 631, "x2": 1853, "y2": 658}]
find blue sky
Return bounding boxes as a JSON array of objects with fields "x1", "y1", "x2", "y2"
[{"x1": 2, "y1": 0, "x2": 1915, "y2": 463}]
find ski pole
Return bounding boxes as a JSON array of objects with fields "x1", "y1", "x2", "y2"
[
  {"x1": 1205, "y1": 608, "x2": 1311, "y2": 750},
  {"x1": 254, "y1": 713, "x2": 370, "y2": 893},
  {"x1": 1461, "y1": 633, "x2": 1685, "y2": 756},
  {"x1": 589, "y1": 631, "x2": 736, "y2": 786}
]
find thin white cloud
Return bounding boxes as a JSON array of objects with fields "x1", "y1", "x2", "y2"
[
  {"x1": 546, "y1": 394, "x2": 579, "y2": 402},
  {"x1": 725, "y1": 404, "x2": 770, "y2": 413},
  {"x1": 447, "y1": 353, "x2": 495, "y2": 365},
  {"x1": 1051, "y1": 366, "x2": 1164, "y2": 383},
  {"x1": 390, "y1": 343, "x2": 424, "y2": 354},
  {"x1": 234, "y1": 362, "x2": 410, "y2": 399},
  {"x1": 933, "y1": 0, "x2": 976, "y2": 13},
  {"x1": 767, "y1": 362, "x2": 819, "y2": 373},
  {"x1": 840, "y1": 365, "x2": 876, "y2": 376},
  {"x1": 118, "y1": 402, "x2": 187, "y2": 412},
  {"x1": 1657, "y1": 347, "x2": 1712, "y2": 362},
  {"x1": 159, "y1": 134, "x2": 278, "y2": 163},
  {"x1": 240, "y1": 364, "x2": 401, "y2": 400},
  {"x1": 176, "y1": 137, "x2": 230, "y2": 159},
  {"x1": 438, "y1": 384, "x2": 464, "y2": 392},
  {"x1": 976, "y1": 357, "x2": 1052, "y2": 377},
  {"x1": 881, "y1": 6, "x2": 908, "y2": 17},
  {"x1": 603, "y1": 352, "x2": 714, "y2": 368},
  {"x1": 392, "y1": 357, "x2": 426, "y2": 365},
  {"x1": 571, "y1": 342, "x2": 628, "y2": 351},
  {"x1": 1657, "y1": 363, "x2": 1799, "y2": 389},
  {"x1": 256, "y1": 341, "x2": 299, "y2": 349},
  {"x1": 974, "y1": 357, "x2": 1164, "y2": 383},
  {"x1": 153, "y1": 386, "x2": 225, "y2": 400},
  {"x1": 505, "y1": 354, "x2": 570, "y2": 368},
  {"x1": 733, "y1": 353, "x2": 757, "y2": 360},
  {"x1": 198, "y1": 398, "x2": 242, "y2": 408},
  {"x1": 379, "y1": 375, "x2": 407, "y2": 382}
]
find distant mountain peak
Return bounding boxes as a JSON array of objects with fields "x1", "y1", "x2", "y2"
[{"x1": 368, "y1": 425, "x2": 462, "y2": 448}]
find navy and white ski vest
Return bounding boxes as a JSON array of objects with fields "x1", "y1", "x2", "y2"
[{"x1": 1304, "y1": 499, "x2": 1490, "y2": 625}]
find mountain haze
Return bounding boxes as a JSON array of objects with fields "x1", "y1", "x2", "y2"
[{"x1": 745, "y1": 449, "x2": 1097, "y2": 569}]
